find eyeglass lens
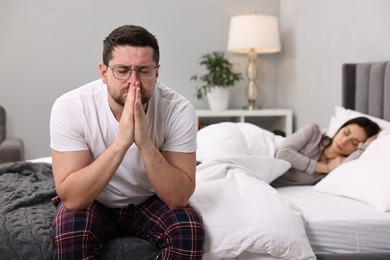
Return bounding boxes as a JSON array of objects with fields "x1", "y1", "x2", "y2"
[{"x1": 112, "y1": 65, "x2": 156, "y2": 81}]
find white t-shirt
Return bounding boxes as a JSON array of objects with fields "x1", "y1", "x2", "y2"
[{"x1": 50, "y1": 79, "x2": 197, "y2": 207}]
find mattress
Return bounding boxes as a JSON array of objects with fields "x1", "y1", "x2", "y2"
[{"x1": 277, "y1": 186, "x2": 390, "y2": 254}]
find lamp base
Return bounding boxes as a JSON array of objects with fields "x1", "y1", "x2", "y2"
[
  {"x1": 243, "y1": 49, "x2": 260, "y2": 111},
  {"x1": 242, "y1": 101, "x2": 260, "y2": 110}
]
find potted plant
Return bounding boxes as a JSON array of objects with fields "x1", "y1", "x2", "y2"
[{"x1": 191, "y1": 51, "x2": 242, "y2": 110}]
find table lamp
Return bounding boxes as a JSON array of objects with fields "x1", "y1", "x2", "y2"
[{"x1": 227, "y1": 14, "x2": 281, "y2": 109}]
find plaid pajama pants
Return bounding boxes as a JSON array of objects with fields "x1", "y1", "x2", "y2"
[{"x1": 51, "y1": 195, "x2": 204, "y2": 260}]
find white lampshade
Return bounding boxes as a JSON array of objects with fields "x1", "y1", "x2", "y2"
[{"x1": 227, "y1": 14, "x2": 281, "y2": 54}]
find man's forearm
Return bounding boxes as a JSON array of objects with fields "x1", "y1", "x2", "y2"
[
  {"x1": 140, "y1": 143, "x2": 195, "y2": 209},
  {"x1": 55, "y1": 140, "x2": 129, "y2": 211}
]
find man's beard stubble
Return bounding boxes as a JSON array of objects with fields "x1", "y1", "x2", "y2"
[{"x1": 108, "y1": 84, "x2": 150, "y2": 107}]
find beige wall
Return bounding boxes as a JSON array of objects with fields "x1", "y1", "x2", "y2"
[{"x1": 278, "y1": 0, "x2": 390, "y2": 130}]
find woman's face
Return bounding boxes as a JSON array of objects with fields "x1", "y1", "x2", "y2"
[{"x1": 332, "y1": 123, "x2": 367, "y2": 156}]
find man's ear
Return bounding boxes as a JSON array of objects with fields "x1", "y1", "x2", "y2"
[
  {"x1": 99, "y1": 63, "x2": 108, "y2": 84},
  {"x1": 155, "y1": 64, "x2": 160, "y2": 78}
]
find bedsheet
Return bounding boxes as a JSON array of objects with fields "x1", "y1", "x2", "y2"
[{"x1": 277, "y1": 186, "x2": 390, "y2": 254}]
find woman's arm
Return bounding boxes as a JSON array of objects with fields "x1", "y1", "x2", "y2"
[{"x1": 276, "y1": 123, "x2": 323, "y2": 174}]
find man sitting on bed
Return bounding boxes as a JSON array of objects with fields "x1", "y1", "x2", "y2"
[{"x1": 49, "y1": 24, "x2": 204, "y2": 259}]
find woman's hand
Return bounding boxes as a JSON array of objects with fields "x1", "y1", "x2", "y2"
[
  {"x1": 326, "y1": 156, "x2": 346, "y2": 172},
  {"x1": 316, "y1": 155, "x2": 346, "y2": 174},
  {"x1": 364, "y1": 133, "x2": 379, "y2": 147}
]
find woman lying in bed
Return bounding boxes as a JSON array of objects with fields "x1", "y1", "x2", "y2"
[{"x1": 271, "y1": 117, "x2": 381, "y2": 187}]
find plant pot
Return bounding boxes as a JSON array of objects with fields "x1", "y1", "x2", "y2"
[{"x1": 207, "y1": 87, "x2": 230, "y2": 110}]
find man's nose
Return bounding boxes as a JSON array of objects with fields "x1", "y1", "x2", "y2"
[{"x1": 127, "y1": 69, "x2": 139, "y2": 84}]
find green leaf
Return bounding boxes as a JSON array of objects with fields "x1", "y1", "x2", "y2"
[{"x1": 191, "y1": 51, "x2": 242, "y2": 100}]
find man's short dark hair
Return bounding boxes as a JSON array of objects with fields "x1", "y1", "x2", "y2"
[{"x1": 102, "y1": 25, "x2": 160, "y2": 66}]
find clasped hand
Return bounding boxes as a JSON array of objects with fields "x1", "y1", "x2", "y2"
[{"x1": 117, "y1": 82, "x2": 151, "y2": 150}]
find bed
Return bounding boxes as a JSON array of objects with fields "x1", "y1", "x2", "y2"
[
  {"x1": 1, "y1": 60, "x2": 390, "y2": 259},
  {"x1": 191, "y1": 60, "x2": 390, "y2": 260},
  {"x1": 301, "y1": 60, "x2": 390, "y2": 260}
]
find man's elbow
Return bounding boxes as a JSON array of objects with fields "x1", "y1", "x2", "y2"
[
  {"x1": 166, "y1": 200, "x2": 189, "y2": 210},
  {"x1": 164, "y1": 194, "x2": 192, "y2": 209},
  {"x1": 57, "y1": 195, "x2": 89, "y2": 212}
]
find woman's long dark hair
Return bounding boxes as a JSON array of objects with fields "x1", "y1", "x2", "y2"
[{"x1": 321, "y1": 116, "x2": 381, "y2": 149}]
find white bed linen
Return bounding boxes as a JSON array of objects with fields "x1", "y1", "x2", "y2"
[
  {"x1": 28, "y1": 156, "x2": 52, "y2": 164},
  {"x1": 277, "y1": 186, "x2": 390, "y2": 254},
  {"x1": 190, "y1": 156, "x2": 316, "y2": 260}
]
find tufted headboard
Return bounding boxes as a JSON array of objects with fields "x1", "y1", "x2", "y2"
[{"x1": 342, "y1": 61, "x2": 390, "y2": 121}]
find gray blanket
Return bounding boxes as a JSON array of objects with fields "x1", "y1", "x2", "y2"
[
  {"x1": 0, "y1": 161, "x2": 158, "y2": 260},
  {"x1": 0, "y1": 161, "x2": 55, "y2": 259}
]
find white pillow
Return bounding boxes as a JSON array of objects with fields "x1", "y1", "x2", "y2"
[
  {"x1": 314, "y1": 132, "x2": 390, "y2": 211},
  {"x1": 197, "y1": 122, "x2": 282, "y2": 162},
  {"x1": 327, "y1": 106, "x2": 390, "y2": 137}
]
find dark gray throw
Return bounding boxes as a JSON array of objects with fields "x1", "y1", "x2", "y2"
[{"x1": 0, "y1": 161, "x2": 55, "y2": 260}]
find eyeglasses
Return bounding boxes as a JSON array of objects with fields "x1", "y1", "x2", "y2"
[{"x1": 108, "y1": 64, "x2": 158, "y2": 81}]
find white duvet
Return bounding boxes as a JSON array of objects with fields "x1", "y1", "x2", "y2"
[
  {"x1": 189, "y1": 156, "x2": 316, "y2": 260},
  {"x1": 191, "y1": 123, "x2": 316, "y2": 260}
]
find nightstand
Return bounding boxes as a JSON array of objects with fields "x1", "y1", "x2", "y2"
[{"x1": 195, "y1": 109, "x2": 293, "y2": 136}]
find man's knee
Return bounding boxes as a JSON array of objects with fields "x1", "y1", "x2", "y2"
[
  {"x1": 51, "y1": 202, "x2": 105, "y2": 258},
  {"x1": 168, "y1": 206, "x2": 205, "y2": 243}
]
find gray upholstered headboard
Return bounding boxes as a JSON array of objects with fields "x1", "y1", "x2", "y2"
[{"x1": 342, "y1": 61, "x2": 390, "y2": 121}]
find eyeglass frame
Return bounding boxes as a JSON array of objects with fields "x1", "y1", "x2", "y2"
[{"x1": 107, "y1": 64, "x2": 159, "y2": 81}]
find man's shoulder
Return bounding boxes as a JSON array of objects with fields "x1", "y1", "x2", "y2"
[
  {"x1": 57, "y1": 79, "x2": 104, "y2": 101},
  {"x1": 52, "y1": 79, "x2": 106, "y2": 116},
  {"x1": 154, "y1": 81, "x2": 190, "y2": 104},
  {"x1": 151, "y1": 82, "x2": 195, "y2": 124}
]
